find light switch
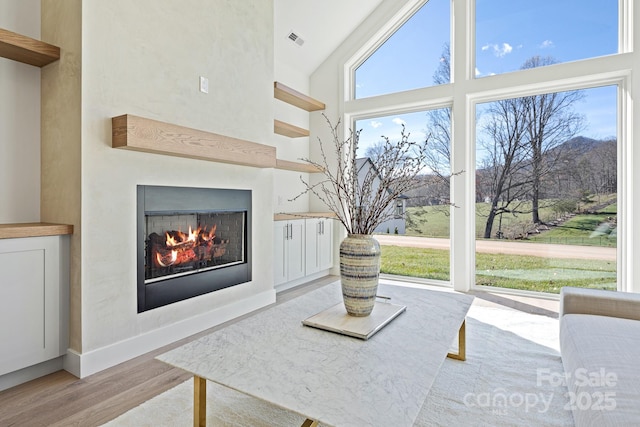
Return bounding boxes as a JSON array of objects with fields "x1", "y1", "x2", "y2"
[{"x1": 199, "y1": 76, "x2": 209, "y2": 93}]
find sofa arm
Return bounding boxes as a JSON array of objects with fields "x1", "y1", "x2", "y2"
[{"x1": 560, "y1": 286, "x2": 640, "y2": 321}]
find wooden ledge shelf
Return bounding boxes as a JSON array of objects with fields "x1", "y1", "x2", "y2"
[
  {"x1": 112, "y1": 114, "x2": 277, "y2": 168},
  {"x1": 0, "y1": 27, "x2": 60, "y2": 67},
  {"x1": 274, "y1": 119, "x2": 309, "y2": 138},
  {"x1": 275, "y1": 159, "x2": 323, "y2": 173},
  {"x1": 274, "y1": 212, "x2": 337, "y2": 221},
  {"x1": 0, "y1": 223, "x2": 73, "y2": 239},
  {"x1": 274, "y1": 82, "x2": 325, "y2": 112}
]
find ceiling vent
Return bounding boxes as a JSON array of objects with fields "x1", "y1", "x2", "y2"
[{"x1": 287, "y1": 31, "x2": 305, "y2": 46}]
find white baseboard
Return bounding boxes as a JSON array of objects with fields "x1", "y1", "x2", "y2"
[
  {"x1": 64, "y1": 289, "x2": 276, "y2": 378},
  {"x1": 0, "y1": 357, "x2": 64, "y2": 392},
  {"x1": 275, "y1": 270, "x2": 331, "y2": 293}
]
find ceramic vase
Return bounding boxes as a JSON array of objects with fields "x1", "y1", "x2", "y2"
[{"x1": 339, "y1": 234, "x2": 381, "y2": 316}]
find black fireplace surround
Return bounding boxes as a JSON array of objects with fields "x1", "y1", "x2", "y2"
[{"x1": 137, "y1": 185, "x2": 252, "y2": 312}]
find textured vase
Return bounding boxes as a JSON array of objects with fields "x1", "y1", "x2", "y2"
[{"x1": 339, "y1": 234, "x2": 381, "y2": 316}]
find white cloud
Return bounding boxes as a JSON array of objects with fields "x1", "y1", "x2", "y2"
[
  {"x1": 370, "y1": 120, "x2": 383, "y2": 129},
  {"x1": 475, "y1": 67, "x2": 481, "y2": 76},
  {"x1": 496, "y1": 42, "x2": 513, "y2": 57},
  {"x1": 482, "y1": 42, "x2": 513, "y2": 58},
  {"x1": 540, "y1": 40, "x2": 554, "y2": 49},
  {"x1": 392, "y1": 118, "x2": 406, "y2": 126}
]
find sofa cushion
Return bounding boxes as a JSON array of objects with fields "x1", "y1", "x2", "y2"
[{"x1": 560, "y1": 313, "x2": 640, "y2": 426}]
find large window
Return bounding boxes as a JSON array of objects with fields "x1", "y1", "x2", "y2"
[
  {"x1": 476, "y1": 0, "x2": 618, "y2": 77},
  {"x1": 342, "y1": 0, "x2": 631, "y2": 293},
  {"x1": 356, "y1": 109, "x2": 452, "y2": 282},
  {"x1": 475, "y1": 85, "x2": 617, "y2": 293}
]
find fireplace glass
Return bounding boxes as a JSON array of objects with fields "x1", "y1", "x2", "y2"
[{"x1": 145, "y1": 211, "x2": 246, "y2": 283}]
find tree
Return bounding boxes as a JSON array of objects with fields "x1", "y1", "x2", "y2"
[
  {"x1": 519, "y1": 56, "x2": 585, "y2": 224},
  {"x1": 425, "y1": 43, "x2": 452, "y2": 183},
  {"x1": 364, "y1": 140, "x2": 388, "y2": 159},
  {"x1": 418, "y1": 43, "x2": 454, "y2": 213},
  {"x1": 478, "y1": 97, "x2": 534, "y2": 238}
]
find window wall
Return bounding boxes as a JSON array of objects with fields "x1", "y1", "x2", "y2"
[{"x1": 338, "y1": 0, "x2": 633, "y2": 293}]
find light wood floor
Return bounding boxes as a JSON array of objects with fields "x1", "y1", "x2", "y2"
[{"x1": 0, "y1": 276, "x2": 558, "y2": 426}]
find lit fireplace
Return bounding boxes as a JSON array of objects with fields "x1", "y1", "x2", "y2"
[{"x1": 137, "y1": 185, "x2": 251, "y2": 312}]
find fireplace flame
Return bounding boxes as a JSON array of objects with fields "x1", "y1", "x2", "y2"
[
  {"x1": 156, "y1": 250, "x2": 178, "y2": 267},
  {"x1": 151, "y1": 224, "x2": 224, "y2": 269}
]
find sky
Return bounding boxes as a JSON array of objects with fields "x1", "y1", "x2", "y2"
[{"x1": 354, "y1": 0, "x2": 619, "y2": 158}]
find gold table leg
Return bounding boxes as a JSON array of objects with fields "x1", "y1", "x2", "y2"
[
  {"x1": 447, "y1": 319, "x2": 466, "y2": 361},
  {"x1": 301, "y1": 419, "x2": 319, "y2": 427},
  {"x1": 194, "y1": 375, "x2": 207, "y2": 427}
]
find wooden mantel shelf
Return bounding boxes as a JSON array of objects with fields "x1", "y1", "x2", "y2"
[
  {"x1": 275, "y1": 159, "x2": 323, "y2": 173},
  {"x1": 274, "y1": 82, "x2": 325, "y2": 112},
  {"x1": 0, "y1": 27, "x2": 60, "y2": 67},
  {"x1": 112, "y1": 114, "x2": 277, "y2": 168},
  {"x1": 0, "y1": 223, "x2": 73, "y2": 239}
]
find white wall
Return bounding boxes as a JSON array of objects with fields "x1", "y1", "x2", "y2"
[{"x1": 0, "y1": 0, "x2": 41, "y2": 223}]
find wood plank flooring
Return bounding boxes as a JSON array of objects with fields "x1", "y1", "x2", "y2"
[{"x1": 0, "y1": 277, "x2": 335, "y2": 427}]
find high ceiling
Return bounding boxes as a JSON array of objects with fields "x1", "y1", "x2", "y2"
[{"x1": 274, "y1": 0, "x2": 386, "y2": 76}]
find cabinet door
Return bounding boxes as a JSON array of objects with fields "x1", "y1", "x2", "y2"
[
  {"x1": 318, "y1": 219, "x2": 333, "y2": 271},
  {"x1": 273, "y1": 222, "x2": 288, "y2": 286},
  {"x1": 287, "y1": 220, "x2": 306, "y2": 281},
  {"x1": 305, "y1": 219, "x2": 320, "y2": 275},
  {"x1": 0, "y1": 236, "x2": 67, "y2": 376}
]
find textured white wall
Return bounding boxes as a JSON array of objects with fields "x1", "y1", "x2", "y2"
[
  {"x1": 38, "y1": 0, "x2": 283, "y2": 368},
  {"x1": 0, "y1": 0, "x2": 41, "y2": 223},
  {"x1": 75, "y1": 0, "x2": 276, "y2": 353}
]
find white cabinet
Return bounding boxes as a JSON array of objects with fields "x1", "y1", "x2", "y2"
[
  {"x1": 274, "y1": 217, "x2": 334, "y2": 289},
  {"x1": 0, "y1": 235, "x2": 69, "y2": 378},
  {"x1": 274, "y1": 220, "x2": 305, "y2": 286},
  {"x1": 305, "y1": 218, "x2": 333, "y2": 275}
]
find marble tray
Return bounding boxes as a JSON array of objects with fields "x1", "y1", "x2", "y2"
[{"x1": 302, "y1": 301, "x2": 406, "y2": 340}]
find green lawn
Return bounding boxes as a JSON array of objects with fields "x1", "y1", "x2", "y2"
[
  {"x1": 380, "y1": 245, "x2": 616, "y2": 294},
  {"x1": 384, "y1": 195, "x2": 618, "y2": 293},
  {"x1": 404, "y1": 197, "x2": 617, "y2": 246}
]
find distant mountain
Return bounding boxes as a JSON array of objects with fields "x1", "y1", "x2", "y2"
[{"x1": 555, "y1": 136, "x2": 613, "y2": 155}]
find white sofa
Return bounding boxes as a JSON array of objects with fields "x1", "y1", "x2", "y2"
[{"x1": 559, "y1": 287, "x2": 640, "y2": 426}]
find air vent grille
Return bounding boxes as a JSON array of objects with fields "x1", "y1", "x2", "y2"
[{"x1": 287, "y1": 31, "x2": 304, "y2": 46}]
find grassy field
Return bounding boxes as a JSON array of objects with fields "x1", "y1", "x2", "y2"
[
  {"x1": 380, "y1": 245, "x2": 617, "y2": 294},
  {"x1": 404, "y1": 196, "x2": 617, "y2": 246},
  {"x1": 382, "y1": 195, "x2": 617, "y2": 293}
]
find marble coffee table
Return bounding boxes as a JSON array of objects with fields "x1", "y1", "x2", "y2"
[{"x1": 157, "y1": 281, "x2": 473, "y2": 426}]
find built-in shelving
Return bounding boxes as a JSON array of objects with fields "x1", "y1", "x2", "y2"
[
  {"x1": 0, "y1": 223, "x2": 73, "y2": 239},
  {"x1": 274, "y1": 81, "x2": 325, "y2": 112},
  {"x1": 0, "y1": 27, "x2": 60, "y2": 67},
  {"x1": 273, "y1": 81, "x2": 325, "y2": 141},
  {"x1": 274, "y1": 119, "x2": 310, "y2": 138}
]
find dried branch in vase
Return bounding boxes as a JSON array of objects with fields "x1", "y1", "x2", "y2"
[{"x1": 291, "y1": 114, "x2": 434, "y2": 235}]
